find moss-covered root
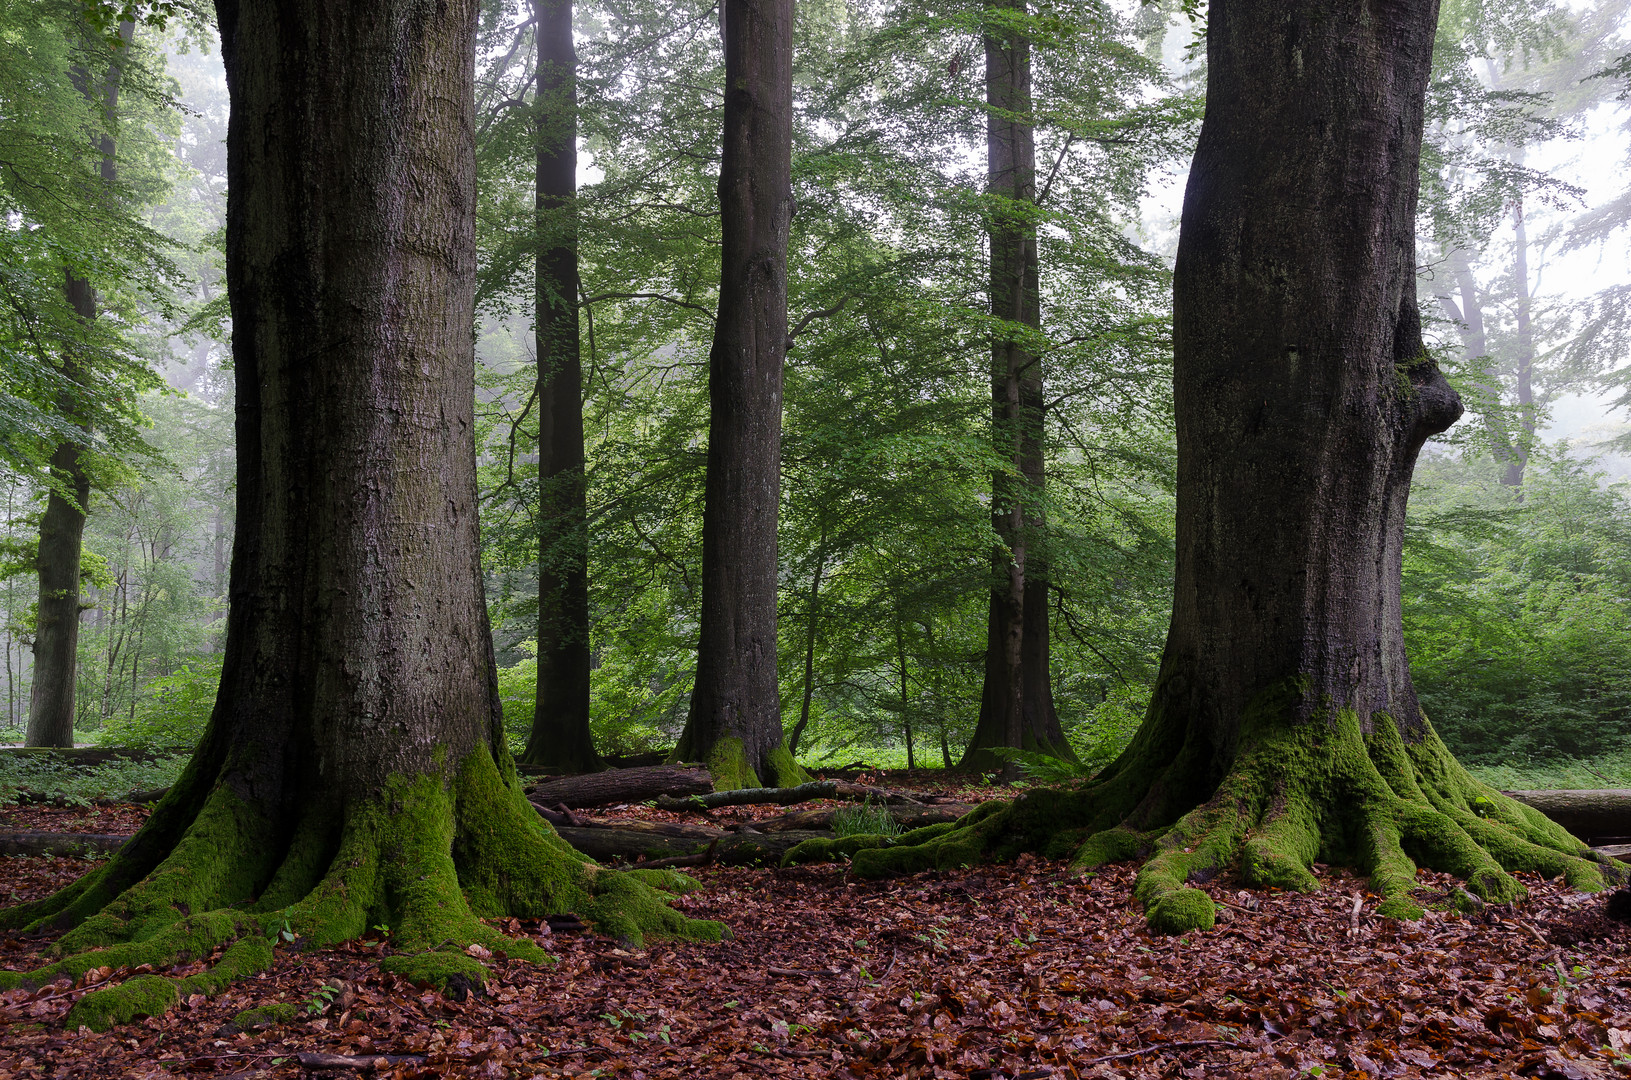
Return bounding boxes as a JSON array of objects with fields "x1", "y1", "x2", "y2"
[
  {"x1": 4, "y1": 744, "x2": 725, "y2": 1029},
  {"x1": 775, "y1": 692, "x2": 1618, "y2": 938},
  {"x1": 64, "y1": 933, "x2": 274, "y2": 1032}
]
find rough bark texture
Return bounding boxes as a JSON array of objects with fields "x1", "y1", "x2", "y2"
[
  {"x1": 26, "y1": 21, "x2": 133, "y2": 749},
  {"x1": 961, "y1": 0, "x2": 1070, "y2": 775},
  {"x1": 525, "y1": 765, "x2": 713, "y2": 808},
  {"x1": 672, "y1": 0, "x2": 804, "y2": 792},
  {"x1": 0, "y1": 0, "x2": 717, "y2": 1031},
  {"x1": 519, "y1": 0, "x2": 597, "y2": 773},
  {"x1": 789, "y1": 0, "x2": 1622, "y2": 931}
]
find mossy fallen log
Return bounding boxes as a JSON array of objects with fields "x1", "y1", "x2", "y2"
[
  {"x1": 0, "y1": 832, "x2": 127, "y2": 857},
  {"x1": 752, "y1": 803, "x2": 976, "y2": 832},
  {"x1": 1504, "y1": 790, "x2": 1631, "y2": 843},
  {"x1": 524, "y1": 765, "x2": 713, "y2": 808},
  {"x1": 655, "y1": 780, "x2": 925, "y2": 813}
]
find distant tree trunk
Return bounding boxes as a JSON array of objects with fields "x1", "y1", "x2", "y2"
[
  {"x1": 824, "y1": 0, "x2": 1620, "y2": 935},
  {"x1": 1504, "y1": 198, "x2": 1536, "y2": 494},
  {"x1": 960, "y1": 0, "x2": 1071, "y2": 775},
  {"x1": 897, "y1": 621, "x2": 914, "y2": 770},
  {"x1": 786, "y1": 521, "x2": 827, "y2": 757},
  {"x1": 2, "y1": 0, "x2": 716, "y2": 1025},
  {"x1": 519, "y1": 0, "x2": 598, "y2": 774},
  {"x1": 671, "y1": 0, "x2": 803, "y2": 791},
  {"x1": 1434, "y1": 247, "x2": 1519, "y2": 473},
  {"x1": 27, "y1": 20, "x2": 134, "y2": 748}
]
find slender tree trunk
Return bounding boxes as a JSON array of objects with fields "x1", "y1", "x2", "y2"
[
  {"x1": 1434, "y1": 247, "x2": 1522, "y2": 475},
  {"x1": 786, "y1": 520, "x2": 827, "y2": 756},
  {"x1": 672, "y1": 0, "x2": 803, "y2": 791},
  {"x1": 897, "y1": 621, "x2": 913, "y2": 770},
  {"x1": 960, "y1": 0, "x2": 1071, "y2": 774},
  {"x1": 520, "y1": 0, "x2": 598, "y2": 773},
  {"x1": 1504, "y1": 198, "x2": 1536, "y2": 494},
  {"x1": 815, "y1": 0, "x2": 1620, "y2": 935},
  {"x1": 1, "y1": 0, "x2": 716, "y2": 1029},
  {"x1": 26, "y1": 21, "x2": 133, "y2": 748}
]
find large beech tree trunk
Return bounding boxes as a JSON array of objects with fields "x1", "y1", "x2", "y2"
[
  {"x1": 0, "y1": 0, "x2": 717, "y2": 1033},
  {"x1": 798, "y1": 0, "x2": 1622, "y2": 932},
  {"x1": 520, "y1": 0, "x2": 598, "y2": 774},
  {"x1": 26, "y1": 21, "x2": 134, "y2": 749},
  {"x1": 671, "y1": 0, "x2": 803, "y2": 791},
  {"x1": 960, "y1": 0, "x2": 1070, "y2": 776}
]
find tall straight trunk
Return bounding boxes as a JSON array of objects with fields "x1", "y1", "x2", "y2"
[
  {"x1": 1, "y1": 0, "x2": 717, "y2": 1022},
  {"x1": 27, "y1": 20, "x2": 134, "y2": 748},
  {"x1": 1504, "y1": 198, "x2": 1536, "y2": 493},
  {"x1": 959, "y1": 0, "x2": 1071, "y2": 774},
  {"x1": 520, "y1": 0, "x2": 597, "y2": 773},
  {"x1": 812, "y1": 0, "x2": 1619, "y2": 936},
  {"x1": 672, "y1": 0, "x2": 802, "y2": 791}
]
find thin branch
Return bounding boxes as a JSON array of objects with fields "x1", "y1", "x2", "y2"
[
  {"x1": 1037, "y1": 136, "x2": 1074, "y2": 206},
  {"x1": 786, "y1": 295, "x2": 853, "y2": 350}
]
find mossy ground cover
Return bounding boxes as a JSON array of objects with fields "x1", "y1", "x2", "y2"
[{"x1": 2, "y1": 819, "x2": 1629, "y2": 1077}]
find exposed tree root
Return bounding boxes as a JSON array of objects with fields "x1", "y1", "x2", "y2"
[
  {"x1": 0, "y1": 747, "x2": 722, "y2": 1030},
  {"x1": 785, "y1": 687, "x2": 1624, "y2": 934}
]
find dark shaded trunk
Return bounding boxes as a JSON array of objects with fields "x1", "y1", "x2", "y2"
[
  {"x1": 520, "y1": 0, "x2": 597, "y2": 773},
  {"x1": 1, "y1": 0, "x2": 715, "y2": 1029},
  {"x1": 27, "y1": 435, "x2": 91, "y2": 748},
  {"x1": 801, "y1": 0, "x2": 1620, "y2": 935},
  {"x1": 1151, "y1": 0, "x2": 1462, "y2": 790},
  {"x1": 672, "y1": 0, "x2": 801, "y2": 791},
  {"x1": 26, "y1": 21, "x2": 134, "y2": 749},
  {"x1": 960, "y1": 0, "x2": 1070, "y2": 774}
]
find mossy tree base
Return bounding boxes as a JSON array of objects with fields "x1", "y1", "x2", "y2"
[
  {"x1": 0, "y1": 746, "x2": 722, "y2": 1031},
  {"x1": 786, "y1": 686, "x2": 1623, "y2": 933},
  {"x1": 674, "y1": 735, "x2": 808, "y2": 792}
]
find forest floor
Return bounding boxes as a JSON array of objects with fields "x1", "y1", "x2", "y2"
[{"x1": 2, "y1": 771, "x2": 1630, "y2": 1080}]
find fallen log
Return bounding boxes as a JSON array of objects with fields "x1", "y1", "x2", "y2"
[
  {"x1": 752, "y1": 802, "x2": 976, "y2": 832},
  {"x1": 1505, "y1": 789, "x2": 1631, "y2": 843},
  {"x1": 525, "y1": 764, "x2": 712, "y2": 808},
  {"x1": 0, "y1": 832, "x2": 126, "y2": 857},
  {"x1": 552, "y1": 824, "x2": 825, "y2": 866},
  {"x1": 655, "y1": 780, "x2": 923, "y2": 813}
]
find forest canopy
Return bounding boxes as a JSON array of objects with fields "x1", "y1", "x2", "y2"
[{"x1": 0, "y1": 0, "x2": 1626, "y2": 788}]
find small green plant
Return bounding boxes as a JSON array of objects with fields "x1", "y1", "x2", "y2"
[
  {"x1": 305, "y1": 982, "x2": 339, "y2": 1016},
  {"x1": 831, "y1": 800, "x2": 901, "y2": 839}
]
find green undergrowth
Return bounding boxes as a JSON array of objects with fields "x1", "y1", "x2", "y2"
[
  {"x1": 0, "y1": 742, "x2": 724, "y2": 1031},
  {"x1": 782, "y1": 680, "x2": 1622, "y2": 935},
  {"x1": 0, "y1": 754, "x2": 188, "y2": 807},
  {"x1": 831, "y1": 800, "x2": 903, "y2": 839}
]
